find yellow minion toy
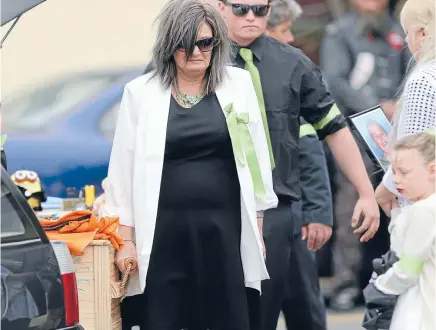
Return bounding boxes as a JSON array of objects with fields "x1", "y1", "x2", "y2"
[{"x1": 11, "y1": 170, "x2": 47, "y2": 211}]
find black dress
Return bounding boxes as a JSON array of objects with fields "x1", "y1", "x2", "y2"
[{"x1": 122, "y1": 94, "x2": 260, "y2": 330}]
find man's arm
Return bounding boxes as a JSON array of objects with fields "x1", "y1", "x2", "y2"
[
  {"x1": 325, "y1": 128, "x2": 379, "y2": 241},
  {"x1": 298, "y1": 122, "x2": 333, "y2": 250},
  {"x1": 298, "y1": 54, "x2": 380, "y2": 242}
]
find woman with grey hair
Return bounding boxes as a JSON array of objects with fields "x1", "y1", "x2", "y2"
[
  {"x1": 265, "y1": 0, "x2": 302, "y2": 44},
  {"x1": 104, "y1": 0, "x2": 277, "y2": 329}
]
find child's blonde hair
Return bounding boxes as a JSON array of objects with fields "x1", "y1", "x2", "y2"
[{"x1": 394, "y1": 130, "x2": 436, "y2": 164}]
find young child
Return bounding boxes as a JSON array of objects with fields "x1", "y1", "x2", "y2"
[{"x1": 368, "y1": 131, "x2": 436, "y2": 330}]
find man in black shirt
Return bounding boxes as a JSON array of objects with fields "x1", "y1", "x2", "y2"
[{"x1": 216, "y1": 0, "x2": 380, "y2": 329}]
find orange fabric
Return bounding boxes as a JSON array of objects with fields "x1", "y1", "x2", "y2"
[
  {"x1": 45, "y1": 230, "x2": 97, "y2": 256},
  {"x1": 40, "y1": 210, "x2": 124, "y2": 255},
  {"x1": 95, "y1": 216, "x2": 124, "y2": 250}
]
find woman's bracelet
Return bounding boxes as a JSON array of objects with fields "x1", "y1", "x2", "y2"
[
  {"x1": 123, "y1": 239, "x2": 136, "y2": 244},
  {"x1": 257, "y1": 211, "x2": 264, "y2": 218}
]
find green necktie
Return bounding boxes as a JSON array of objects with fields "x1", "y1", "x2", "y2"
[{"x1": 239, "y1": 48, "x2": 275, "y2": 169}]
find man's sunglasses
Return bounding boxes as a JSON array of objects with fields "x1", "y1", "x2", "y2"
[
  {"x1": 222, "y1": 1, "x2": 270, "y2": 17},
  {"x1": 178, "y1": 37, "x2": 217, "y2": 52}
]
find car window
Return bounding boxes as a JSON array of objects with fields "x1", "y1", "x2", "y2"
[
  {"x1": 99, "y1": 100, "x2": 121, "y2": 141},
  {"x1": 2, "y1": 74, "x2": 122, "y2": 132},
  {"x1": 1, "y1": 182, "x2": 38, "y2": 241}
]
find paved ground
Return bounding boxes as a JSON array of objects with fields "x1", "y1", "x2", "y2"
[
  {"x1": 277, "y1": 310, "x2": 364, "y2": 330},
  {"x1": 326, "y1": 310, "x2": 364, "y2": 330},
  {"x1": 132, "y1": 309, "x2": 365, "y2": 330}
]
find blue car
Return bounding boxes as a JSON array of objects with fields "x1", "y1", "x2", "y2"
[{"x1": 3, "y1": 68, "x2": 143, "y2": 198}]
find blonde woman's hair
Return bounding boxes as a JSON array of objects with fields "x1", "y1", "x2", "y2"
[
  {"x1": 390, "y1": 0, "x2": 436, "y2": 146},
  {"x1": 394, "y1": 130, "x2": 436, "y2": 164},
  {"x1": 400, "y1": 0, "x2": 435, "y2": 61}
]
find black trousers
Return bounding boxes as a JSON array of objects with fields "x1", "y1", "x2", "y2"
[
  {"x1": 261, "y1": 202, "x2": 327, "y2": 330},
  {"x1": 260, "y1": 202, "x2": 294, "y2": 330},
  {"x1": 282, "y1": 235, "x2": 327, "y2": 330}
]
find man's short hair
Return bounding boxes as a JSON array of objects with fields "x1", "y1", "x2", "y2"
[{"x1": 267, "y1": 0, "x2": 303, "y2": 28}]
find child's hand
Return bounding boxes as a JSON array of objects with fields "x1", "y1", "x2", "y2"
[{"x1": 375, "y1": 184, "x2": 396, "y2": 217}]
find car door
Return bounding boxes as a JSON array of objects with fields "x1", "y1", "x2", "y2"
[{"x1": 1, "y1": 167, "x2": 66, "y2": 329}]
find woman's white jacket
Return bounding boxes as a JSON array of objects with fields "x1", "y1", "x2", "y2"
[{"x1": 104, "y1": 66, "x2": 278, "y2": 296}]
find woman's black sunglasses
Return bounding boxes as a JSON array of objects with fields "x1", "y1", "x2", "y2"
[
  {"x1": 178, "y1": 37, "x2": 218, "y2": 52},
  {"x1": 222, "y1": 0, "x2": 270, "y2": 17}
]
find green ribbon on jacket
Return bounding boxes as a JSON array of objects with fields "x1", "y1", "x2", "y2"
[
  {"x1": 1, "y1": 134, "x2": 7, "y2": 151},
  {"x1": 225, "y1": 103, "x2": 265, "y2": 199}
]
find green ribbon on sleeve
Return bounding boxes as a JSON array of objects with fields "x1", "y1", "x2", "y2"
[
  {"x1": 398, "y1": 254, "x2": 425, "y2": 275},
  {"x1": 225, "y1": 104, "x2": 266, "y2": 199},
  {"x1": 312, "y1": 104, "x2": 342, "y2": 131}
]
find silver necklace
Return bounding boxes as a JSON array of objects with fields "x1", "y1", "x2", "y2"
[{"x1": 173, "y1": 80, "x2": 206, "y2": 108}]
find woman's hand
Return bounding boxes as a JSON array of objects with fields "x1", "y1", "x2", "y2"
[
  {"x1": 257, "y1": 215, "x2": 266, "y2": 260},
  {"x1": 260, "y1": 235, "x2": 266, "y2": 260},
  {"x1": 375, "y1": 183, "x2": 397, "y2": 217},
  {"x1": 115, "y1": 241, "x2": 138, "y2": 274}
]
